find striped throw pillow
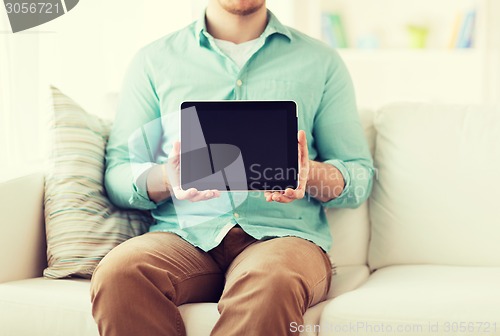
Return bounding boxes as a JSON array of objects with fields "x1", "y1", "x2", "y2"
[{"x1": 43, "y1": 86, "x2": 152, "y2": 279}]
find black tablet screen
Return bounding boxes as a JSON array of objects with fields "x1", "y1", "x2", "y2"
[{"x1": 180, "y1": 101, "x2": 298, "y2": 191}]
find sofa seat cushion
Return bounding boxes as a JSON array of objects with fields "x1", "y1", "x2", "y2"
[
  {"x1": 0, "y1": 278, "x2": 98, "y2": 336},
  {"x1": 0, "y1": 266, "x2": 367, "y2": 336},
  {"x1": 327, "y1": 265, "x2": 369, "y2": 300},
  {"x1": 320, "y1": 265, "x2": 500, "y2": 336}
]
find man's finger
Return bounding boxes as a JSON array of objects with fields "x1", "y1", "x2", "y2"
[
  {"x1": 272, "y1": 192, "x2": 295, "y2": 203},
  {"x1": 284, "y1": 188, "x2": 297, "y2": 198},
  {"x1": 297, "y1": 130, "x2": 309, "y2": 183},
  {"x1": 298, "y1": 130, "x2": 308, "y2": 152},
  {"x1": 168, "y1": 141, "x2": 181, "y2": 161},
  {"x1": 172, "y1": 141, "x2": 180, "y2": 156},
  {"x1": 284, "y1": 188, "x2": 306, "y2": 201},
  {"x1": 264, "y1": 191, "x2": 273, "y2": 202},
  {"x1": 189, "y1": 190, "x2": 216, "y2": 202},
  {"x1": 175, "y1": 187, "x2": 197, "y2": 200},
  {"x1": 187, "y1": 189, "x2": 221, "y2": 202},
  {"x1": 271, "y1": 191, "x2": 291, "y2": 202},
  {"x1": 271, "y1": 192, "x2": 282, "y2": 202}
]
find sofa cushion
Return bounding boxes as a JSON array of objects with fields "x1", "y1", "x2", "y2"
[
  {"x1": 320, "y1": 265, "x2": 500, "y2": 336},
  {"x1": 327, "y1": 204, "x2": 370, "y2": 267},
  {"x1": 0, "y1": 278, "x2": 98, "y2": 336},
  {"x1": 43, "y1": 86, "x2": 151, "y2": 279},
  {"x1": 369, "y1": 103, "x2": 500, "y2": 269},
  {"x1": 0, "y1": 266, "x2": 366, "y2": 336},
  {"x1": 326, "y1": 265, "x2": 370, "y2": 300}
]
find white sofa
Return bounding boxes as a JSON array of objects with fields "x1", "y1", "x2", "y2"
[{"x1": 1, "y1": 103, "x2": 499, "y2": 336}]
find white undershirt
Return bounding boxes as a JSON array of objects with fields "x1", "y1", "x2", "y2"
[{"x1": 213, "y1": 37, "x2": 261, "y2": 69}]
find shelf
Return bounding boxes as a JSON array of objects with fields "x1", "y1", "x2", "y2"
[
  {"x1": 319, "y1": 0, "x2": 486, "y2": 50},
  {"x1": 270, "y1": 0, "x2": 497, "y2": 106},
  {"x1": 336, "y1": 48, "x2": 485, "y2": 60}
]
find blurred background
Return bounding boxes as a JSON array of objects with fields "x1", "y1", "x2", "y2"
[{"x1": 1, "y1": 0, "x2": 499, "y2": 180}]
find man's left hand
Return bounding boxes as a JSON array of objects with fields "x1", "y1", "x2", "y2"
[{"x1": 265, "y1": 130, "x2": 309, "y2": 203}]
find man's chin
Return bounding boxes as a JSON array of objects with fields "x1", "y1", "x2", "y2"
[
  {"x1": 219, "y1": 0, "x2": 265, "y2": 16},
  {"x1": 225, "y1": 7, "x2": 262, "y2": 16}
]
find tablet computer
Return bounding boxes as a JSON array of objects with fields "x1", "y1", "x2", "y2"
[{"x1": 180, "y1": 101, "x2": 298, "y2": 191}]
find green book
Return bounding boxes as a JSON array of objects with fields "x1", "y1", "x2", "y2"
[{"x1": 329, "y1": 13, "x2": 348, "y2": 48}]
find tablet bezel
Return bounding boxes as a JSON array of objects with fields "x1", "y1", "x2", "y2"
[{"x1": 179, "y1": 100, "x2": 299, "y2": 192}]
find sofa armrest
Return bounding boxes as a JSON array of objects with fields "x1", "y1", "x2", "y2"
[{"x1": 0, "y1": 172, "x2": 46, "y2": 283}]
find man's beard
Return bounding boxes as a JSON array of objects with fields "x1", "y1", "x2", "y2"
[{"x1": 218, "y1": 0, "x2": 265, "y2": 16}]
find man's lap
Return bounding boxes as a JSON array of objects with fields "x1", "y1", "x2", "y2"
[{"x1": 93, "y1": 227, "x2": 332, "y2": 307}]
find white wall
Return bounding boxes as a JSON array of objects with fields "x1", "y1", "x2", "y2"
[
  {"x1": 1, "y1": 9, "x2": 49, "y2": 171},
  {"x1": 0, "y1": 1, "x2": 193, "y2": 178},
  {"x1": 43, "y1": 0, "x2": 193, "y2": 119}
]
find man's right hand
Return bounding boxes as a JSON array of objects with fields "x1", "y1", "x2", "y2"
[
  {"x1": 146, "y1": 141, "x2": 220, "y2": 203},
  {"x1": 165, "y1": 141, "x2": 220, "y2": 202}
]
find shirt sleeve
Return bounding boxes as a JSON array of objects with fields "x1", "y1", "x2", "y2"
[
  {"x1": 312, "y1": 50, "x2": 375, "y2": 209},
  {"x1": 104, "y1": 49, "x2": 163, "y2": 210}
]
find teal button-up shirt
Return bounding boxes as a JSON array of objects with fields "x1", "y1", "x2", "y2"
[{"x1": 104, "y1": 11, "x2": 374, "y2": 252}]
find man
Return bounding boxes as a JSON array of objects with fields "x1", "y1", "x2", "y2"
[{"x1": 90, "y1": 0, "x2": 374, "y2": 335}]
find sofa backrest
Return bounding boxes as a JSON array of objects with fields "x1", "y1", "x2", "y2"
[
  {"x1": 369, "y1": 103, "x2": 500, "y2": 270},
  {"x1": 328, "y1": 108, "x2": 375, "y2": 267},
  {"x1": 0, "y1": 172, "x2": 47, "y2": 283}
]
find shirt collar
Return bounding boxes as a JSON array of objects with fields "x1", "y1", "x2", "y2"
[{"x1": 195, "y1": 9, "x2": 293, "y2": 46}]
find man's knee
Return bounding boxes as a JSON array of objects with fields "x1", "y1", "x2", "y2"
[
  {"x1": 90, "y1": 243, "x2": 146, "y2": 303},
  {"x1": 251, "y1": 265, "x2": 305, "y2": 299}
]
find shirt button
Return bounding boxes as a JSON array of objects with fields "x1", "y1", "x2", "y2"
[
  {"x1": 233, "y1": 212, "x2": 240, "y2": 218},
  {"x1": 236, "y1": 79, "x2": 243, "y2": 87}
]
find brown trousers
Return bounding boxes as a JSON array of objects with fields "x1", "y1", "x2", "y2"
[{"x1": 90, "y1": 226, "x2": 332, "y2": 336}]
